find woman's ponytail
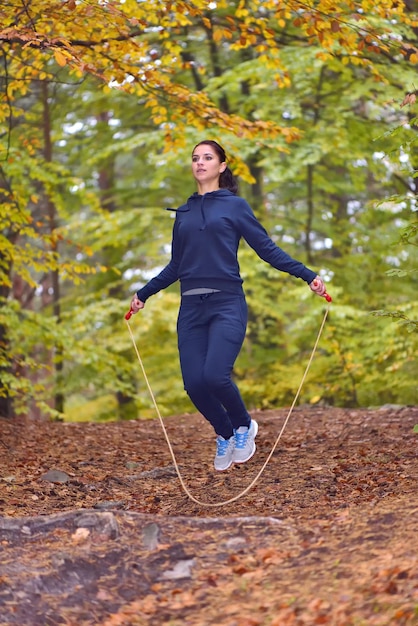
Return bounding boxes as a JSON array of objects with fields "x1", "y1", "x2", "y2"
[{"x1": 219, "y1": 167, "x2": 238, "y2": 194}]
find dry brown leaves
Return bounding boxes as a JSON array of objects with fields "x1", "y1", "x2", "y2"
[{"x1": 0, "y1": 405, "x2": 417, "y2": 625}]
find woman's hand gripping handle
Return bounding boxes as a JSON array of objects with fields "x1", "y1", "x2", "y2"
[
  {"x1": 125, "y1": 295, "x2": 145, "y2": 320},
  {"x1": 310, "y1": 277, "x2": 332, "y2": 302}
]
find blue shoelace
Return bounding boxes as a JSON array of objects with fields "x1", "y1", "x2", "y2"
[
  {"x1": 216, "y1": 438, "x2": 232, "y2": 455},
  {"x1": 234, "y1": 429, "x2": 249, "y2": 449}
]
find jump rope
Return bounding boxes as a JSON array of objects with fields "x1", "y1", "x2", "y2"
[{"x1": 125, "y1": 284, "x2": 332, "y2": 508}]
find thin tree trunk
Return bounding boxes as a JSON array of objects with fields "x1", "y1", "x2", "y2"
[
  {"x1": 41, "y1": 81, "x2": 64, "y2": 414},
  {"x1": 304, "y1": 67, "x2": 325, "y2": 262},
  {"x1": 0, "y1": 189, "x2": 17, "y2": 418},
  {"x1": 96, "y1": 111, "x2": 138, "y2": 419},
  {"x1": 305, "y1": 164, "x2": 314, "y2": 263}
]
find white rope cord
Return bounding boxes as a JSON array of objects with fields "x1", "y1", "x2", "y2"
[{"x1": 126, "y1": 303, "x2": 330, "y2": 508}]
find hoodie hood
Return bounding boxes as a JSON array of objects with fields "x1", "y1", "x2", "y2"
[{"x1": 186, "y1": 189, "x2": 235, "y2": 230}]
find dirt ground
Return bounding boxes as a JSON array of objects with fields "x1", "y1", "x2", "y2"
[{"x1": 0, "y1": 405, "x2": 417, "y2": 625}]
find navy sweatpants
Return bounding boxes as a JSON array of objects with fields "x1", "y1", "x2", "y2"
[{"x1": 177, "y1": 292, "x2": 252, "y2": 439}]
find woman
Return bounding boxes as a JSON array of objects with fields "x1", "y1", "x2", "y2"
[{"x1": 129, "y1": 140, "x2": 327, "y2": 471}]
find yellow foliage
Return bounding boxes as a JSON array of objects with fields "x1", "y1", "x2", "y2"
[
  {"x1": 53, "y1": 49, "x2": 68, "y2": 67},
  {"x1": 0, "y1": 0, "x2": 416, "y2": 152}
]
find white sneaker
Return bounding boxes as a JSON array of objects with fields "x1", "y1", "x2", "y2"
[
  {"x1": 233, "y1": 420, "x2": 258, "y2": 464},
  {"x1": 214, "y1": 435, "x2": 235, "y2": 471}
]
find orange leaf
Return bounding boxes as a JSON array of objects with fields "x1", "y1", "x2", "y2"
[{"x1": 54, "y1": 50, "x2": 67, "y2": 67}]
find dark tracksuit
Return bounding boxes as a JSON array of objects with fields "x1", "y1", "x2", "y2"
[{"x1": 137, "y1": 189, "x2": 317, "y2": 439}]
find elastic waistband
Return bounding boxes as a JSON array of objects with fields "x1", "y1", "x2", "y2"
[{"x1": 180, "y1": 291, "x2": 244, "y2": 303}]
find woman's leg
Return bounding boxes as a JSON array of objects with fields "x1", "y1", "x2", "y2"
[
  {"x1": 177, "y1": 296, "x2": 234, "y2": 439},
  {"x1": 202, "y1": 293, "x2": 257, "y2": 465},
  {"x1": 203, "y1": 294, "x2": 252, "y2": 431}
]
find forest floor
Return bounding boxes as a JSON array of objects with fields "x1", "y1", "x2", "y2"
[{"x1": 0, "y1": 405, "x2": 417, "y2": 626}]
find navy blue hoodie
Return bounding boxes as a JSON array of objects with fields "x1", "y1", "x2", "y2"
[{"x1": 137, "y1": 189, "x2": 317, "y2": 302}]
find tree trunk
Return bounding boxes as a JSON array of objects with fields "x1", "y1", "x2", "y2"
[
  {"x1": 41, "y1": 81, "x2": 64, "y2": 414},
  {"x1": 96, "y1": 111, "x2": 138, "y2": 419},
  {"x1": 305, "y1": 164, "x2": 314, "y2": 264},
  {"x1": 0, "y1": 183, "x2": 17, "y2": 418}
]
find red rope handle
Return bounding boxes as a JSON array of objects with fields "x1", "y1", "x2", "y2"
[{"x1": 312, "y1": 279, "x2": 332, "y2": 303}]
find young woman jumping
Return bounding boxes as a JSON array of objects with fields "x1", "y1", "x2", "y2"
[{"x1": 129, "y1": 140, "x2": 327, "y2": 471}]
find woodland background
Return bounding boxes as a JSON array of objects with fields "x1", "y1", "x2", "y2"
[{"x1": 0, "y1": 0, "x2": 417, "y2": 424}]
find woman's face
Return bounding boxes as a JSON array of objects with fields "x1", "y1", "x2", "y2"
[{"x1": 191, "y1": 144, "x2": 226, "y2": 187}]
